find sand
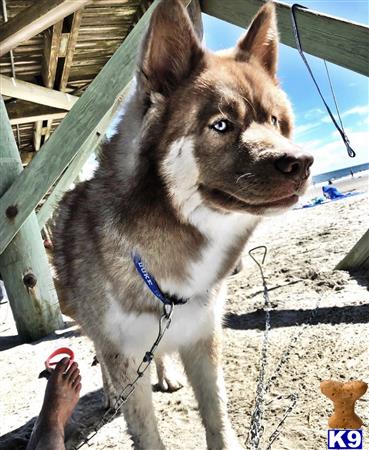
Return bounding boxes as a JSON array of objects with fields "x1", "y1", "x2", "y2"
[{"x1": 1, "y1": 173, "x2": 368, "y2": 450}]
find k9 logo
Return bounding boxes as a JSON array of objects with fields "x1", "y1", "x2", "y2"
[{"x1": 328, "y1": 430, "x2": 363, "y2": 449}]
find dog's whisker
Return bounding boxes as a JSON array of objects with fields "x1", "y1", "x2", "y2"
[{"x1": 236, "y1": 173, "x2": 254, "y2": 184}]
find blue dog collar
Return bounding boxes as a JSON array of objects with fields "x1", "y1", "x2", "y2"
[{"x1": 132, "y1": 253, "x2": 188, "y2": 306}]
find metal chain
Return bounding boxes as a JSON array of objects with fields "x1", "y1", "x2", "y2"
[
  {"x1": 247, "y1": 246, "x2": 270, "y2": 450},
  {"x1": 73, "y1": 302, "x2": 174, "y2": 450},
  {"x1": 265, "y1": 394, "x2": 298, "y2": 450},
  {"x1": 264, "y1": 295, "x2": 321, "y2": 396},
  {"x1": 246, "y1": 246, "x2": 322, "y2": 450}
]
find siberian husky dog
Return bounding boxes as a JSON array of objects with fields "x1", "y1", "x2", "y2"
[{"x1": 53, "y1": 1, "x2": 313, "y2": 448}]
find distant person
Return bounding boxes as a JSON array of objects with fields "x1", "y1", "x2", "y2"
[
  {"x1": 350, "y1": 169, "x2": 354, "y2": 177},
  {"x1": 322, "y1": 183, "x2": 343, "y2": 200}
]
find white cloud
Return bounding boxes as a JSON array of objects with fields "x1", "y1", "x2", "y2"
[
  {"x1": 342, "y1": 105, "x2": 369, "y2": 118},
  {"x1": 321, "y1": 105, "x2": 369, "y2": 123},
  {"x1": 330, "y1": 128, "x2": 353, "y2": 139},
  {"x1": 299, "y1": 138, "x2": 324, "y2": 149},
  {"x1": 301, "y1": 130, "x2": 369, "y2": 175},
  {"x1": 294, "y1": 122, "x2": 320, "y2": 137},
  {"x1": 303, "y1": 108, "x2": 324, "y2": 120}
]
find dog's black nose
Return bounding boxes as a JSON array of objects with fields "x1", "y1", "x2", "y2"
[{"x1": 275, "y1": 152, "x2": 314, "y2": 178}]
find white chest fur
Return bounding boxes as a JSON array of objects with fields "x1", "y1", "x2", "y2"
[
  {"x1": 104, "y1": 284, "x2": 226, "y2": 357},
  {"x1": 161, "y1": 206, "x2": 257, "y2": 298}
]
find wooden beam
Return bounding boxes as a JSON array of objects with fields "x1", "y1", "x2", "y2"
[
  {"x1": 59, "y1": 10, "x2": 84, "y2": 91},
  {"x1": 0, "y1": 0, "x2": 90, "y2": 57},
  {"x1": 336, "y1": 229, "x2": 369, "y2": 271},
  {"x1": 0, "y1": 96, "x2": 63, "y2": 342},
  {"x1": 33, "y1": 120, "x2": 43, "y2": 151},
  {"x1": 0, "y1": 1, "x2": 160, "y2": 255},
  {"x1": 37, "y1": 136, "x2": 96, "y2": 229},
  {"x1": 201, "y1": 0, "x2": 369, "y2": 76},
  {"x1": 7, "y1": 101, "x2": 67, "y2": 125},
  {"x1": 37, "y1": 91, "x2": 127, "y2": 229},
  {"x1": 0, "y1": 75, "x2": 78, "y2": 110},
  {"x1": 41, "y1": 21, "x2": 63, "y2": 89},
  {"x1": 20, "y1": 151, "x2": 33, "y2": 165},
  {"x1": 44, "y1": 118, "x2": 54, "y2": 142}
]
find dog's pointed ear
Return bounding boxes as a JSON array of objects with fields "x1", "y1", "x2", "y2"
[
  {"x1": 139, "y1": 0, "x2": 204, "y2": 95},
  {"x1": 235, "y1": 2, "x2": 279, "y2": 77}
]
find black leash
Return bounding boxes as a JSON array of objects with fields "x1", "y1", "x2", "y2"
[{"x1": 291, "y1": 4, "x2": 356, "y2": 158}]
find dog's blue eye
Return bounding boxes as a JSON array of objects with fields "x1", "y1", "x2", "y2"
[
  {"x1": 271, "y1": 116, "x2": 278, "y2": 127},
  {"x1": 211, "y1": 119, "x2": 229, "y2": 133}
]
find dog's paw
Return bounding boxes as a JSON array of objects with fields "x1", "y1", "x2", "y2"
[
  {"x1": 103, "y1": 392, "x2": 115, "y2": 410},
  {"x1": 156, "y1": 373, "x2": 183, "y2": 393},
  {"x1": 154, "y1": 355, "x2": 184, "y2": 393}
]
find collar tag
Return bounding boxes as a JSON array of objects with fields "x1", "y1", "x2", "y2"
[{"x1": 132, "y1": 253, "x2": 170, "y2": 305}]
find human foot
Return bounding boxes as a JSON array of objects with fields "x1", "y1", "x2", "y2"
[
  {"x1": 27, "y1": 357, "x2": 81, "y2": 450},
  {"x1": 41, "y1": 357, "x2": 81, "y2": 427}
]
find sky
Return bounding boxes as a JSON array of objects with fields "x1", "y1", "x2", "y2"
[{"x1": 202, "y1": 1, "x2": 369, "y2": 175}]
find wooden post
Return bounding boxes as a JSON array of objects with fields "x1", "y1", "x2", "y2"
[
  {"x1": 0, "y1": 97, "x2": 63, "y2": 342},
  {"x1": 335, "y1": 229, "x2": 369, "y2": 271}
]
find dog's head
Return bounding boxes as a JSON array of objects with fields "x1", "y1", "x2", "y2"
[{"x1": 135, "y1": 0, "x2": 313, "y2": 218}]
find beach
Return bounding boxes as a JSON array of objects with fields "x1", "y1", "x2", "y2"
[{"x1": 1, "y1": 173, "x2": 368, "y2": 450}]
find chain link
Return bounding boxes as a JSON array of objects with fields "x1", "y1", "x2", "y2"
[
  {"x1": 246, "y1": 246, "x2": 322, "y2": 450},
  {"x1": 247, "y1": 246, "x2": 270, "y2": 450},
  {"x1": 265, "y1": 394, "x2": 298, "y2": 450},
  {"x1": 73, "y1": 302, "x2": 174, "y2": 449}
]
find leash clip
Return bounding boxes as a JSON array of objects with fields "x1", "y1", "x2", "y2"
[
  {"x1": 343, "y1": 134, "x2": 356, "y2": 158},
  {"x1": 163, "y1": 301, "x2": 174, "y2": 319}
]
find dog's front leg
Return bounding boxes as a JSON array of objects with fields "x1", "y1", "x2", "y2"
[
  {"x1": 101, "y1": 350, "x2": 165, "y2": 450},
  {"x1": 155, "y1": 354, "x2": 184, "y2": 392},
  {"x1": 180, "y1": 332, "x2": 243, "y2": 450}
]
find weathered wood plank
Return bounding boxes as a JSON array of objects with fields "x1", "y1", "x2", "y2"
[
  {"x1": 0, "y1": 0, "x2": 90, "y2": 57},
  {"x1": 37, "y1": 137, "x2": 94, "y2": 229},
  {"x1": 33, "y1": 120, "x2": 43, "y2": 151},
  {"x1": 0, "y1": 75, "x2": 78, "y2": 110},
  {"x1": 201, "y1": 0, "x2": 369, "y2": 76},
  {"x1": 59, "y1": 10, "x2": 84, "y2": 92},
  {"x1": 336, "y1": 229, "x2": 369, "y2": 271},
  {"x1": 0, "y1": 97, "x2": 63, "y2": 342},
  {"x1": 41, "y1": 21, "x2": 63, "y2": 89},
  {"x1": 7, "y1": 101, "x2": 67, "y2": 125},
  {"x1": 44, "y1": 118, "x2": 54, "y2": 142},
  {"x1": 0, "y1": 1, "x2": 160, "y2": 255},
  {"x1": 37, "y1": 91, "x2": 127, "y2": 228}
]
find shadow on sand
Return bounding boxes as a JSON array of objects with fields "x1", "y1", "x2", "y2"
[
  {"x1": 0, "y1": 322, "x2": 80, "y2": 352},
  {"x1": 225, "y1": 302, "x2": 369, "y2": 331},
  {"x1": 0, "y1": 389, "x2": 110, "y2": 450}
]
